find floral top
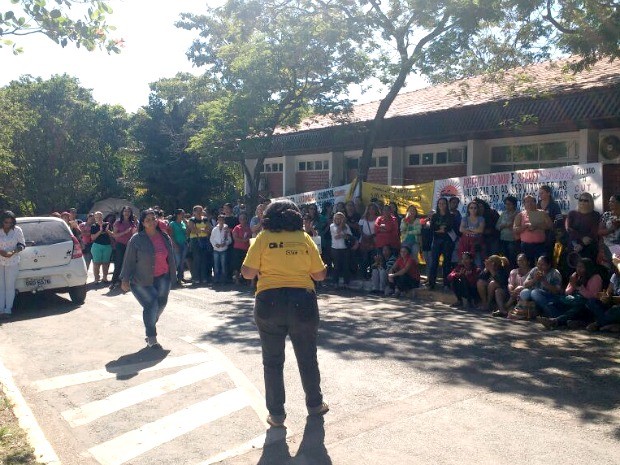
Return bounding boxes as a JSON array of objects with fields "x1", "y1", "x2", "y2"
[
  {"x1": 601, "y1": 211, "x2": 620, "y2": 248},
  {"x1": 0, "y1": 226, "x2": 26, "y2": 267}
]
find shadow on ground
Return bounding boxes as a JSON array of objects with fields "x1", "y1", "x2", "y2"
[{"x1": 197, "y1": 289, "x2": 620, "y2": 429}]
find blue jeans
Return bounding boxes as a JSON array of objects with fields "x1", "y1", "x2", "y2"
[
  {"x1": 519, "y1": 288, "x2": 562, "y2": 317},
  {"x1": 428, "y1": 235, "x2": 455, "y2": 288},
  {"x1": 174, "y1": 242, "x2": 188, "y2": 281},
  {"x1": 213, "y1": 250, "x2": 228, "y2": 283},
  {"x1": 254, "y1": 288, "x2": 323, "y2": 417},
  {"x1": 131, "y1": 274, "x2": 171, "y2": 337}
]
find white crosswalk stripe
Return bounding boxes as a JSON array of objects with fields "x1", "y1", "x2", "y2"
[
  {"x1": 31, "y1": 340, "x2": 272, "y2": 465},
  {"x1": 32, "y1": 352, "x2": 214, "y2": 391},
  {"x1": 62, "y1": 361, "x2": 225, "y2": 427},
  {"x1": 88, "y1": 388, "x2": 250, "y2": 465}
]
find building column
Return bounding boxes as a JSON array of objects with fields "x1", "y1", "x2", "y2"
[
  {"x1": 389, "y1": 146, "x2": 405, "y2": 185},
  {"x1": 579, "y1": 129, "x2": 600, "y2": 164},
  {"x1": 244, "y1": 158, "x2": 258, "y2": 194},
  {"x1": 468, "y1": 139, "x2": 488, "y2": 175},
  {"x1": 330, "y1": 151, "x2": 345, "y2": 187},
  {"x1": 282, "y1": 155, "x2": 296, "y2": 195}
]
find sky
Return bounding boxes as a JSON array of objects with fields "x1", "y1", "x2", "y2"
[{"x1": 0, "y1": 0, "x2": 427, "y2": 113}]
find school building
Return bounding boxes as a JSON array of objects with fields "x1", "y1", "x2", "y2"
[{"x1": 244, "y1": 58, "x2": 620, "y2": 202}]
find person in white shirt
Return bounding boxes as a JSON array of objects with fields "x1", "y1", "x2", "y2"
[
  {"x1": 0, "y1": 211, "x2": 26, "y2": 319},
  {"x1": 210, "y1": 214, "x2": 232, "y2": 284}
]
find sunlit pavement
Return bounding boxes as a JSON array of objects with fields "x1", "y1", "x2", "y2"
[{"x1": 0, "y1": 277, "x2": 619, "y2": 465}]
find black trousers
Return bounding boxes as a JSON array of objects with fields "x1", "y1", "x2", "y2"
[{"x1": 254, "y1": 287, "x2": 324, "y2": 417}]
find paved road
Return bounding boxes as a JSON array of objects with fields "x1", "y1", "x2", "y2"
[{"x1": 1, "y1": 280, "x2": 619, "y2": 465}]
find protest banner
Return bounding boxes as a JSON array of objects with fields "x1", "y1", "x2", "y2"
[
  {"x1": 271, "y1": 183, "x2": 351, "y2": 211},
  {"x1": 358, "y1": 180, "x2": 435, "y2": 215},
  {"x1": 432, "y1": 163, "x2": 604, "y2": 216}
]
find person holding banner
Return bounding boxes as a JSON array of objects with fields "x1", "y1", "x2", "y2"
[
  {"x1": 514, "y1": 195, "x2": 552, "y2": 267},
  {"x1": 427, "y1": 197, "x2": 456, "y2": 291}
]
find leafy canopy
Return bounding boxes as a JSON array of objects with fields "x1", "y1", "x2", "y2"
[{"x1": 0, "y1": 0, "x2": 120, "y2": 54}]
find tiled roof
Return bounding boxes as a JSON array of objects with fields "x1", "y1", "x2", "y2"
[{"x1": 276, "y1": 57, "x2": 620, "y2": 135}]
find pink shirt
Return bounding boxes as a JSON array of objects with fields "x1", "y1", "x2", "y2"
[
  {"x1": 113, "y1": 220, "x2": 135, "y2": 245},
  {"x1": 565, "y1": 274, "x2": 603, "y2": 299},
  {"x1": 149, "y1": 233, "x2": 169, "y2": 277},
  {"x1": 232, "y1": 224, "x2": 252, "y2": 250}
]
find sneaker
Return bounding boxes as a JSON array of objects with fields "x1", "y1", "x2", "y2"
[
  {"x1": 384, "y1": 288, "x2": 393, "y2": 296},
  {"x1": 307, "y1": 402, "x2": 329, "y2": 416},
  {"x1": 450, "y1": 300, "x2": 463, "y2": 308},
  {"x1": 393, "y1": 290, "x2": 401, "y2": 298},
  {"x1": 586, "y1": 322, "x2": 600, "y2": 332},
  {"x1": 266, "y1": 414, "x2": 286, "y2": 427}
]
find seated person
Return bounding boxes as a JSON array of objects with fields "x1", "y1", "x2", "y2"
[
  {"x1": 539, "y1": 257, "x2": 603, "y2": 329},
  {"x1": 519, "y1": 255, "x2": 564, "y2": 317},
  {"x1": 476, "y1": 255, "x2": 509, "y2": 315},
  {"x1": 447, "y1": 251, "x2": 480, "y2": 309},
  {"x1": 370, "y1": 245, "x2": 397, "y2": 295},
  {"x1": 585, "y1": 258, "x2": 620, "y2": 332},
  {"x1": 506, "y1": 253, "x2": 531, "y2": 310},
  {"x1": 387, "y1": 245, "x2": 420, "y2": 298}
]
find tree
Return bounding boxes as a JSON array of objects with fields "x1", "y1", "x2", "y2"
[
  {"x1": 0, "y1": 0, "x2": 120, "y2": 54},
  {"x1": 129, "y1": 73, "x2": 241, "y2": 211},
  {"x1": 177, "y1": 0, "x2": 370, "y2": 207},
  {"x1": 0, "y1": 74, "x2": 129, "y2": 214},
  {"x1": 328, "y1": 0, "x2": 619, "y2": 183}
]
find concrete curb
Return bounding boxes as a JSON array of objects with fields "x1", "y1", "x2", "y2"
[{"x1": 0, "y1": 358, "x2": 61, "y2": 465}]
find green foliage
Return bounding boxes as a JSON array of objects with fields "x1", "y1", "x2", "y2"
[
  {"x1": 0, "y1": 75, "x2": 129, "y2": 214},
  {"x1": 0, "y1": 0, "x2": 120, "y2": 53},
  {"x1": 128, "y1": 73, "x2": 242, "y2": 212},
  {"x1": 178, "y1": 0, "x2": 371, "y2": 203}
]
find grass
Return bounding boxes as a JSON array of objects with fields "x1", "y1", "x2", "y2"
[{"x1": 0, "y1": 388, "x2": 43, "y2": 465}]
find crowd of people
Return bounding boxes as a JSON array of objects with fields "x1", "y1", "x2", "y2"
[{"x1": 38, "y1": 186, "x2": 620, "y2": 335}]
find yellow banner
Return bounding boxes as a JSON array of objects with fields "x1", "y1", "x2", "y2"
[{"x1": 354, "y1": 180, "x2": 435, "y2": 215}]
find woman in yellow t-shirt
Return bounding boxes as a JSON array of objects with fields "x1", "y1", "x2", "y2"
[{"x1": 241, "y1": 200, "x2": 328, "y2": 428}]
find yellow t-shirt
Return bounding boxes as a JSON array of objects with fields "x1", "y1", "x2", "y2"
[{"x1": 243, "y1": 229, "x2": 325, "y2": 295}]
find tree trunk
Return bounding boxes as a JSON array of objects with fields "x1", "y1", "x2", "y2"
[{"x1": 356, "y1": 63, "x2": 411, "y2": 186}]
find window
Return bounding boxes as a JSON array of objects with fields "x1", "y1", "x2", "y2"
[
  {"x1": 378, "y1": 156, "x2": 388, "y2": 167},
  {"x1": 408, "y1": 148, "x2": 466, "y2": 166},
  {"x1": 490, "y1": 141, "x2": 577, "y2": 171},
  {"x1": 300, "y1": 160, "x2": 329, "y2": 171}
]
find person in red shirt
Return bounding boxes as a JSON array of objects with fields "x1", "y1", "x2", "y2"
[
  {"x1": 375, "y1": 204, "x2": 399, "y2": 255},
  {"x1": 231, "y1": 213, "x2": 252, "y2": 285},
  {"x1": 387, "y1": 245, "x2": 420, "y2": 298},
  {"x1": 447, "y1": 251, "x2": 481, "y2": 309}
]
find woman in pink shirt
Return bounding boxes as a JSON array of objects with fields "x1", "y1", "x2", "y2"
[
  {"x1": 110, "y1": 206, "x2": 136, "y2": 290},
  {"x1": 232, "y1": 213, "x2": 252, "y2": 285},
  {"x1": 539, "y1": 257, "x2": 603, "y2": 329}
]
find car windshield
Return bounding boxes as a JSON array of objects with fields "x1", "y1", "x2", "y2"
[{"x1": 18, "y1": 220, "x2": 71, "y2": 246}]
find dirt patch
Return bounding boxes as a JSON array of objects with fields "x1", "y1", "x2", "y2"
[{"x1": 0, "y1": 388, "x2": 42, "y2": 465}]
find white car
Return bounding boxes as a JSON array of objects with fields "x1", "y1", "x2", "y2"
[{"x1": 16, "y1": 217, "x2": 88, "y2": 304}]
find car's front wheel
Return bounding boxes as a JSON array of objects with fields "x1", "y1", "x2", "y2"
[{"x1": 68, "y1": 285, "x2": 87, "y2": 304}]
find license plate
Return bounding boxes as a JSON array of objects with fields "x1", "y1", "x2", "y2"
[{"x1": 25, "y1": 277, "x2": 51, "y2": 288}]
